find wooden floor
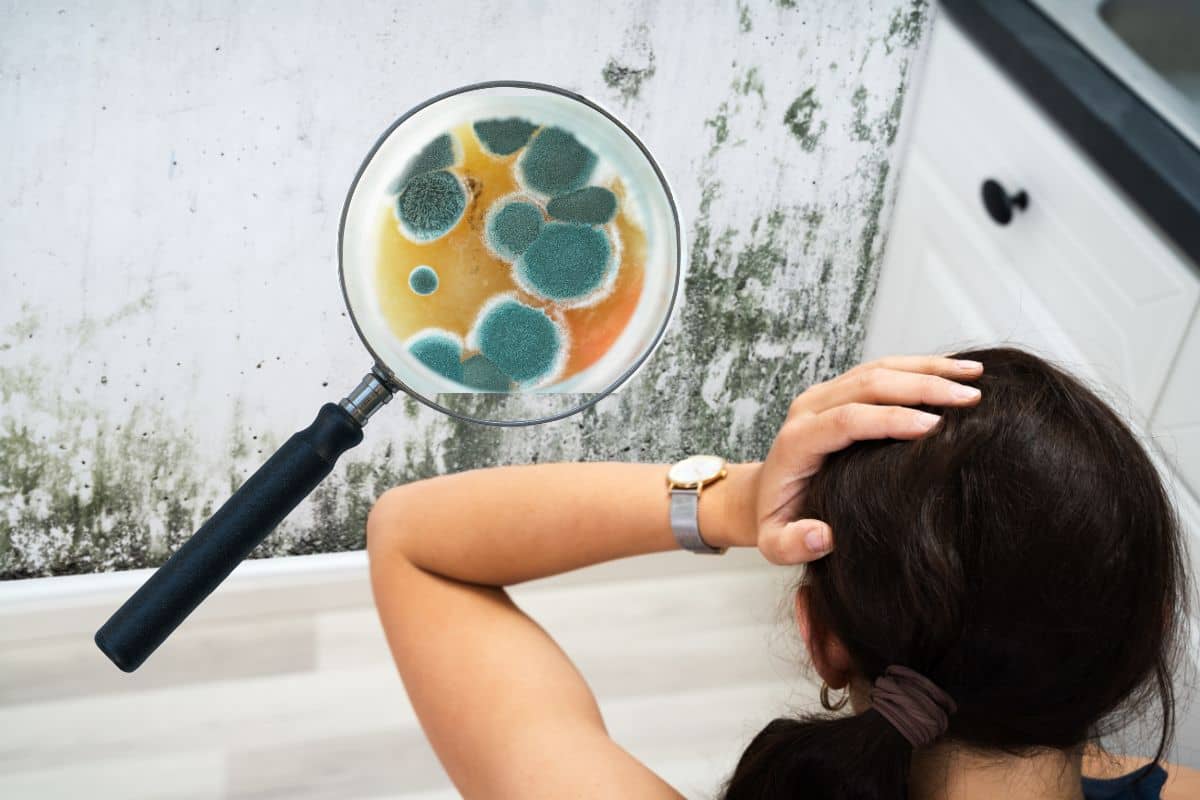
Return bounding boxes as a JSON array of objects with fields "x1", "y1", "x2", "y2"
[
  {"x1": 6, "y1": 544, "x2": 1197, "y2": 799},
  {"x1": 0, "y1": 549, "x2": 821, "y2": 799}
]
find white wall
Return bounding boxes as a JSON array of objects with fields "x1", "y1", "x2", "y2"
[{"x1": 0, "y1": 0, "x2": 929, "y2": 577}]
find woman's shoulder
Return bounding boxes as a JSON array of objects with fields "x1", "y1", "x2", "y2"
[{"x1": 1082, "y1": 750, "x2": 1200, "y2": 800}]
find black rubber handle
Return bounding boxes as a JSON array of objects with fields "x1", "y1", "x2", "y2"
[
  {"x1": 94, "y1": 403, "x2": 364, "y2": 672},
  {"x1": 981, "y1": 178, "x2": 1029, "y2": 225}
]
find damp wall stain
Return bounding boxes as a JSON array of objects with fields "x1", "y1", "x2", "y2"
[
  {"x1": 738, "y1": 3, "x2": 753, "y2": 33},
  {"x1": 1, "y1": 0, "x2": 930, "y2": 578},
  {"x1": 783, "y1": 87, "x2": 825, "y2": 152},
  {"x1": 886, "y1": 0, "x2": 930, "y2": 53},
  {"x1": 601, "y1": 22, "x2": 657, "y2": 104}
]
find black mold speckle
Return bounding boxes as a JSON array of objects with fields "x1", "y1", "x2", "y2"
[
  {"x1": 602, "y1": 55, "x2": 657, "y2": 103},
  {"x1": 602, "y1": 22, "x2": 657, "y2": 103}
]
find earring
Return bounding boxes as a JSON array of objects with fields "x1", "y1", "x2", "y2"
[{"x1": 820, "y1": 680, "x2": 850, "y2": 711}]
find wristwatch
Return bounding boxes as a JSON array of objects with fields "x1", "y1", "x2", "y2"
[{"x1": 666, "y1": 455, "x2": 729, "y2": 554}]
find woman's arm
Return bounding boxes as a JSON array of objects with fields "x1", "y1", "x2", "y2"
[
  {"x1": 367, "y1": 354, "x2": 984, "y2": 798},
  {"x1": 369, "y1": 460, "x2": 759, "y2": 587},
  {"x1": 366, "y1": 462, "x2": 731, "y2": 799}
]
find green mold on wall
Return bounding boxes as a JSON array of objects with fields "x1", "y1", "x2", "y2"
[
  {"x1": 0, "y1": 380, "x2": 208, "y2": 578},
  {"x1": 784, "y1": 87, "x2": 825, "y2": 151},
  {"x1": 738, "y1": 3, "x2": 753, "y2": 33},
  {"x1": 602, "y1": 23, "x2": 657, "y2": 103},
  {"x1": 602, "y1": 58, "x2": 657, "y2": 103},
  {"x1": 886, "y1": 0, "x2": 929, "y2": 53},
  {"x1": 1, "y1": 0, "x2": 932, "y2": 579}
]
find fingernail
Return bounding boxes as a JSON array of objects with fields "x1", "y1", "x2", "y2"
[
  {"x1": 804, "y1": 526, "x2": 831, "y2": 554},
  {"x1": 952, "y1": 384, "x2": 981, "y2": 400},
  {"x1": 916, "y1": 411, "x2": 941, "y2": 429},
  {"x1": 956, "y1": 359, "x2": 983, "y2": 371}
]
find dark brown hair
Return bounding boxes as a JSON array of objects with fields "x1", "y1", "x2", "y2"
[{"x1": 721, "y1": 346, "x2": 1191, "y2": 799}]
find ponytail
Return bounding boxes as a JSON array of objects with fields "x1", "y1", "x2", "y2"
[{"x1": 721, "y1": 709, "x2": 914, "y2": 800}]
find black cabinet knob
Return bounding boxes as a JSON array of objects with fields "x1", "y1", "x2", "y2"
[{"x1": 981, "y1": 179, "x2": 1029, "y2": 225}]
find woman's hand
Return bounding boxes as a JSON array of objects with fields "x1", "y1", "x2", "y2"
[{"x1": 751, "y1": 354, "x2": 984, "y2": 565}]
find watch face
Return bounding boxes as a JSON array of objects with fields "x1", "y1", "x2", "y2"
[{"x1": 668, "y1": 454, "x2": 726, "y2": 486}]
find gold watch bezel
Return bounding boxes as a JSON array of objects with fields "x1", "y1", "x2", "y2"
[{"x1": 666, "y1": 455, "x2": 728, "y2": 497}]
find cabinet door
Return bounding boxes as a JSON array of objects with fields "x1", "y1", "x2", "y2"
[
  {"x1": 863, "y1": 148, "x2": 1091, "y2": 380},
  {"x1": 874, "y1": 14, "x2": 1200, "y2": 424}
]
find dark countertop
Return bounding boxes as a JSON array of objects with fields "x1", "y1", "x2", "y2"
[{"x1": 941, "y1": 0, "x2": 1200, "y2": 273}]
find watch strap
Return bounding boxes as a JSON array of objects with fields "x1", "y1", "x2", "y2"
[{"x1": 669, "y1": 489, "x2": 724, "y2": 554}]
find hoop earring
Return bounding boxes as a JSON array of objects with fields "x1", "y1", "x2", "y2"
[{"x1": 820, "y1": 680, "x2": 850, "y2": 711}]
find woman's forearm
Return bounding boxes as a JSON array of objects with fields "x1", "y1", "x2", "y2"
[{"x1": 368, "y1": 461, "x2": 760, "y2": 586}]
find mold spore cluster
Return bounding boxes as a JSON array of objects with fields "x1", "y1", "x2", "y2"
[{"x1": 389, "y1": 115, "x2": 626, "y2": 392}]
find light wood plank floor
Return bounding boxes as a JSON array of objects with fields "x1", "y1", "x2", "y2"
[{"x1": 0, "y1": 551, "x2": 820, "y2": 799}]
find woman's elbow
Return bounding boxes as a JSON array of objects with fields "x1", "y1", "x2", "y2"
[{"x1": 366, "y1": 485, "x2": 410, "y2": 565}]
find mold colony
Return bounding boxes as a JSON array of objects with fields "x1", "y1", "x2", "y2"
[{"x1": 375, "y1": 115, "x2": 647, "y2": 391}]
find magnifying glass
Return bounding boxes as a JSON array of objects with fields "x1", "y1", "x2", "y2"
[{"x1": 93, "y1": 81, "x2": 683, "y2": 672}]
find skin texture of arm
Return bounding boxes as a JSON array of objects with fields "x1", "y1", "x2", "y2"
[
  {"x1": 367, "y1": 354, "x2": 989, "y2": 798},
  {"x1": 365, "y1": 461, "x2": 757, "y2": 799}
]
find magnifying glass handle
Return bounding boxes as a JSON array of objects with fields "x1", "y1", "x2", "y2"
[{"x1": 94, "y1": 371, "x2": 393, "y2": 672}]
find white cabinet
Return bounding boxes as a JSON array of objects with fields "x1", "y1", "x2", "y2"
[
  {"x1": 864, "y1": 13, "x2": 1200, "y2": 428},
  {"x1": 865, "y1": 14, "x2": 1200, "y2": 765}
]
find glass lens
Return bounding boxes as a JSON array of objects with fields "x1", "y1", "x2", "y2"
[{"x1": 339, "y1": 82, "x2": 682, "y2": 426}]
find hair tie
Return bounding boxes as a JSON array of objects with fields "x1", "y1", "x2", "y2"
[{"x1": 868, "y1": 664, "x2": 958, "y2": 747}]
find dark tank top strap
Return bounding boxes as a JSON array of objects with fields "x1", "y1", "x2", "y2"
[{"x1": 1081, "y1": 761, "x2": 1169, "y2": 800}]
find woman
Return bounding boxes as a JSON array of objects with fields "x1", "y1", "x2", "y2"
[{"x1": 366, "y1": 347, "x2": 1199, "y2": 799}]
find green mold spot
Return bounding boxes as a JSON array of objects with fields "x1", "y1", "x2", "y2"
[
  {"x1": 849, "y1": 159, "x2": 891, "y2": 327},
  {"x1": 546, "y1": 187, "x2": 617, "y2": 225},
  {"x1": 388, "y1": 133, "x2": 458, "y2": 195},
  {"x1": 734, "y1": 67, "x2": 765, "y2": 105},
  {"x1": 5, "y1": 302, "x2": 41, "y2": 345},
  {"x1": 460, "y1": 354, "x2": 513, "y2": 393},
  {"x1": 784, "y1": 86, "x2": 825, "y2": 152},
  {"x1": 0, "y1": 385, "x2": 209, "y2": 579},
  {"x1": 738, "y1": 2, "x2": 752, "y2": 32},
  {"x1": 705, "y1": 103, "x2": 731, "y2": 156},
  {"x1": 885, "y1": 0, "x2": 929, "y2": 54},
  {"x1": 68, "y1": 290, "x2": 156, "y2": 346},
  {"x1": 471, "y1": 297, "x2": 564, "y2": 386},
  {"x1": 408, "y1": 330, "x2": 465, "y2": 383},
  {"x1": 440, "y1": 399, "x2": 507, "y2": 475},
  {"x1": 408, "y1": 265, "x2": 439, "y2": 296},
  {"x1": 402, "y1": 395, "x2": 421, "y2": 419},
  {"x1": 802, "y1": 206, "x2": 824, "y2": 255},
  {"x1": 602, "y1": 55, "x2": 658, "y2": 103},
  {"x1": 850, "y1": 85, "x2": 905, "y2": 145},
  {"x1": 883, "y1": 90, "x2": 905, "y2": 146},
  {"x1": 518, "y1": 127, "x2": 597, "y2": 197},
  {"x1": 851, "y1": 86, "x2": 873, "y2": 142},
  {"x1": 485, "y1": 199, "x2": 544, "y2": 261},
  {"x1": 516, "y1": 222, "x2": 612, "y2": 303},
  {"x1": 395, "y1": 170, "x2": 467, "y2": 242},
  {"x1": 473, "y1": 118, "x2": 538, "y2": 156}
]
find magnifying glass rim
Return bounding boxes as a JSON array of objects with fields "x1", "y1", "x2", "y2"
[{"x1": 336, "y1": 79, "x2": 683, "y2": 428}]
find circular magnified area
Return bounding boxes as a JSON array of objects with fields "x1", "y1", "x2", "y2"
[{"x1": 339, "y1": 82, "x2": 682, "y2": 425}]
